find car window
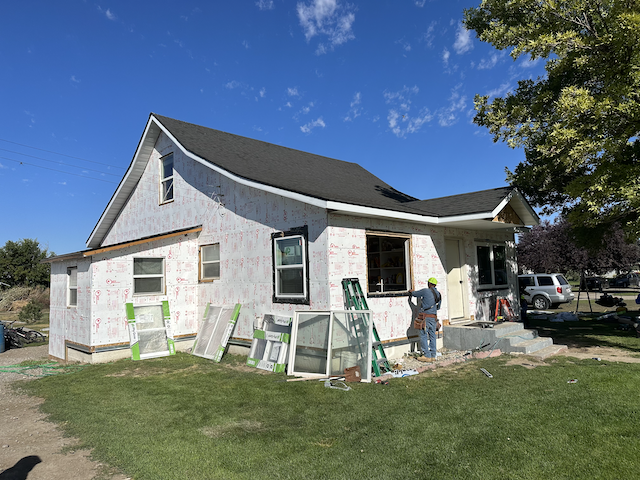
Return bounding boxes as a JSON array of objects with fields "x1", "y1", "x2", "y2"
[
  {"x1": 537, "y1": 276, "x2": 554, "y2": 286},
  {"x1": 519, "y1": 277, "x2": 534, "y2": 287},
  {"x1": 555, "y1": 275, "x2": 569, "y2": 285}
]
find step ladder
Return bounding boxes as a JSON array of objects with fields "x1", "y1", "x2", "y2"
[
  {"x1": 341, "y1": 278, "x2": 391, "y2": 377},
  {"x1": 494, "y1": 298, "x2": 515, "y2": 322}
]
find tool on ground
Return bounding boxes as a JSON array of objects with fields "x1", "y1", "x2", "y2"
[
  {"x1": 341, "y1": 278, "x2": 392, "y2": 377},
  {"x1": 480, "y1": 368, "x2": 493, "y2": 378}
]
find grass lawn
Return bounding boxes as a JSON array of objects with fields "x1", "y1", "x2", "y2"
[{"x1": 19, "y1": 337, "x2": 640, "y2": 480}]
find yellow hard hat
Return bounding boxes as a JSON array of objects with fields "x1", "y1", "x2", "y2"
[{"x1": 428, "y1": 277, "x2": 437, "y2": 285}]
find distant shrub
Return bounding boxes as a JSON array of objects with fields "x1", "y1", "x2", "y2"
[{"x1": 18, "y1": 300, "x2": 43, "y2": 324}]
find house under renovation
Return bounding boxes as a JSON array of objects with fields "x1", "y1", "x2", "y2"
[{"x1": 45, "y1": 113, "x2": 541, "y2": 364}]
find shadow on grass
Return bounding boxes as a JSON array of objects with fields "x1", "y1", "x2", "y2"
[{"x1": 529, "y1": 309, "x2": 640, "y2": 353}]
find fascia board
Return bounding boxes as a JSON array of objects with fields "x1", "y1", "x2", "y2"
[
  {"x1": 490, "y1": 189, "x2": 539, "y2": 226},
  {"x1": 326, "y1": 201, "x2": 439, "y2": 224},
  {"x1": 86, "y1": 118, "x2": 160, "y2": 248}
]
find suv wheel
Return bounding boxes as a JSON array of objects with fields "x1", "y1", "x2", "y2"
[{"x1": 532, "y1": 295, "x2": 550, "y2": 310}]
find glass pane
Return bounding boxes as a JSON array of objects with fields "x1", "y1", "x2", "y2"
[
  {"x1": 69, "y1": 289, "x2": 77, "y2": 306},
  {"x1": 275, "y1": 237, "x2": 303, "y2": 266},
  {"x1": 162, "y1": 154, "x2": 173, "y2": 178},
  {"x1": 203, "y1": 262, "x2": 220, "y2": 279},
  {"x1": 138, "y1": 329, "x2": 169, "y2": 355},
  {"x1": 556, "y1": 275, "x2": 569, "y2": 285},
  {"x1": 202, "y1": 245, "x2": 220, "y2": 262},
  {"x1": 493, "y1": 246, "x2": 507, "y2": 285},
  {"x1": 330, "y1": 311, "x2": 371, "y2": 382},
  {"x1": 133, "y1": 305, "x2": 166, "y2": 330},
  {"x1": 278, "y1": 268, "x2": 304, "y2": 295},
  {"x1": 68, "y1": 268, "x2": 77, "y2": 287},
  {"x1": 134, "y1": 258, "x2": 163, "y2": 275},
  {"x1": 162, "y1": 179, "x2": 173, "y2": 202},
  {"x1": 477, "y1": 246, "x2": 492, "y2": 285},
  {"x1": 293, "y1": 313, "x2": 331, "y2": 374},
  {"x1": 134, "y1": 277, "x2": 163, "y2": 294},
  {"x1": 538, "y1": 276, "x2": 553, "y2": 286}
]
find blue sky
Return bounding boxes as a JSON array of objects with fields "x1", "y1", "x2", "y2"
[{"x1": 0, "y1": 0, "x2": 544, "y2": 255}]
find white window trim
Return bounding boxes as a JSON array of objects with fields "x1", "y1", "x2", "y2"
[
  {"x1": 199, "y1": 244, "x2": 220, "y2": 282},
  {"x1": 133, "y1": 258, "x2": 165, "y2": 295},
  {"x1": 160, "y1": 153, "x2": 174, "y2": 204},
  {"x1": 476, "y1": 243, "x2": 508, "y2": 290},
  {"x1": 67, "y1": 266, "x2": 78, "y2": 307},
  {"x1": 272, "y1": 227, "x2": 309, "y2": 304}
]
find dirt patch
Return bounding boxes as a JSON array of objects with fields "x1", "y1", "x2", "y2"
[
  {"x1": 0, "y1": 345, "x2": 129, "y2": 480},
  {"x1": 559, "y1": 345, "x2": 640, "y2": 363}
]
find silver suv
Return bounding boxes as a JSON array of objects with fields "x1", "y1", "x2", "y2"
[{"x1": 518, "y1": 273, "x2": 575, "y2": 310}]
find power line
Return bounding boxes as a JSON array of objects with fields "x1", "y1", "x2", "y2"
[
  {"x1": 0, "y1": 138, "x2": 126, "y2": 170},
  {"x1": 0, "y1": 148, "x2": 121, "y2": 177},
  {"x1": 0, "y1": 156, "x2": 119, "y2": 184}
]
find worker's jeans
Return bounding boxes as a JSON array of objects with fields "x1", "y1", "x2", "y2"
[{"x1": 419, "y1": 318, "x2": 437, "y2": 358}]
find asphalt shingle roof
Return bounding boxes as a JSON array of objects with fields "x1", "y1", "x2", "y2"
[{"x1": 154, "y1": 114, "x2": 515, "y2": 217}]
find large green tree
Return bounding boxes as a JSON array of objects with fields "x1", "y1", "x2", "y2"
[
  {"x1": 464, "y1": 0, "x2": 640, "y2": 240},
  {"x1": 0, "y1": 239, "x2": 53, "y2": 287}
]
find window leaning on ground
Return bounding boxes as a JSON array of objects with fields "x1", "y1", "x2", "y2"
[
  {"x1": 133, "y1": 258, "x2": 165, "y2": 295},
  {"x1": 67, "y1": 267, "x2": 78, "y2": 307},
  {"x1": 200, "y1": 244, "x2": 220, "y2": 281},
  {"x1": 366, "y1": 233, "x2": 411, "y2": 295},
  {"x1": 160, "y1": 153, "x2": 174, "y2": 203},
  {"x1": 477, "y1": 244, "x2": 508, "y2": 289},
  {"x1": 272, "y1": 226, "x2": 309, "y2": 304}
]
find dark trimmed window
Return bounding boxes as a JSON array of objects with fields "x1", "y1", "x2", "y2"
[{"x1": 477, "y1": 244, "x2": 507, "y2": 289}]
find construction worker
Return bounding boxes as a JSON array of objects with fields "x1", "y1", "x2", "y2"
[{"x1": 409, "y1": 277, "x2": 441, "y2": 362}]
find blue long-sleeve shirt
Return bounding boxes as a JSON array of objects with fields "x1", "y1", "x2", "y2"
[{"x1": 411, "y1": 287, "x2": 441, "y2": 315}]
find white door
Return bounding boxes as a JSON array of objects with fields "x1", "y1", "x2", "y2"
[{"x1": 445, "y1": 239, "x2": 466, "y2": 321}]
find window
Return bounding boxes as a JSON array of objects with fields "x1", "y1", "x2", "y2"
[
  {"x1": 133, "y1": 258, "x2": 165, "y2": 294},
  {"x1": 537, "y1": 276, "x2": 554, "y2": 286},
  {"x1": 477, "y1": 244, "x2": 508, "y2": 288},
  {"x1": 67, "y1": 267, "x2": 77, "y2": 307},
  {"x1": 272, "y1": 226, "x2": 309, "y2": 304},
  {"x1": 160, "y1": 153, "x2": 174, "y2": 203},
  {"x1": 200, "y1": 244, "x2": 220, "y2": 281},
  {"x1": 366, "y1": 233, "x2": 411, "y2": 295}
]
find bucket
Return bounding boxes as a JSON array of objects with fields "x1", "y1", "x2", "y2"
[{"x1": 0, "y1": 322, "x2": 5, "y2": 353}]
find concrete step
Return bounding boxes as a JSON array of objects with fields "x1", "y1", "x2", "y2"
[
  {"x1": 491, "y1": 322, "x2": 528, "y2": 337},
  {"x1": 505, "y1": 336, "x2": 554, "y2": 354}
]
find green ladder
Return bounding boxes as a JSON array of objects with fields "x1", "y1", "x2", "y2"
[{"x1": 341, "y1": 278, "x2": 392, "y2": 377}]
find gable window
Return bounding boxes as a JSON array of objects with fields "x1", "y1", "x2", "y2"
[
  {"x1": 272, "y1": 226, "x2": 309, "y2": 304},
  {"x1": 68, "y1": 267, "x2": 78, "y2": 307},
  {"x1": 133, "y1": 258, "x2": 165, "y2": 295},
  {"x1": 200, "y1": 244, "x2": 220, "y2": 281},
  {"x1": 160, "y1": 153, "x2": 174, "y2": 203},
  {"x1": 366, "y1": 232, "x2": 411, "y2": 295},
  {"x1": 477, "y1": 244, "x2": 508, "y2": 289}
]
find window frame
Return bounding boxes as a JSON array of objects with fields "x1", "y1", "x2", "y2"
[
  {"x1": 272, "y1": 226, "x2": 310, "y2": 305},
  {"x1": 133, "y1": 257, "x2": 166, "y2": 295},
  {"x1": 67, "y1": 266, "x2": 78, "y2": 307},
  {"x1": 160, "y1": 153, "x2": 174, "y2": 204},
  {"x1": 476, "y1": 243, "x2": 509, "y2": 290},
  {"x1": 365, "y1": 231, "x2": 412, "y2": 296},
  {"x1": 199, "y1": 244, "x2": 221, "y2": 282}
]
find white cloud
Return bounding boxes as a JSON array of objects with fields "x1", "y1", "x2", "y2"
[
  {"x1": 225, "y1": 80, "x2": 242, "y2": 89},
  {"x1": 259, "y1": 87, "x2": 266, "y2": 98},
  {"x1": 442, "y1": 47, "x2": 450, "y2": 65},
  {"x1": 297, "y1": 0, "x2": 356, "y2": 54},
  {"x1": 97, "y1": 7, "x2": 116, "y2": 21},
  {"x1": 300, "y1": 117, "x2": 326, "y2": 133},
  {"x1": 0, "y1": 162, "x2": 6, "y2": 169},
  {"x1": 415, "y1": 0, "x2": 426, "y2": 6},
  {"x1": 256, "y1": 0, "x2": 275, "y2": 10},
  {"x1": 344, "y1": 92, "x2": 362, "y2": 122},
  {"x1": 453, "y1": 23, "x2": 473, "y2": 54},
  {"x1": 477, "y1": 52, "x2": 504, "y2": 70},
  {"x1": 422, "y1": 21, "x2": 436, "y2": 48},
  {"x1": 70, "y1": 75, "x2": 80, "y2": 83},
  {"x1": 287, "y1": 87, "x2": 300, "y2": 97},
  {"x1": 384, "y1": 86, "x2": 432, "y2": 137},
  {"x1": 58, "y1": 181, "x2": 67, "y2": 185},
  {"x1": 242, "y1": 40, "x2": 250, "y2": 49},
  {"x1": 518, "y1": 57, "x2": 542, "y2": 69},
  {"x1": 484, "y1": 82, "x2": 512, "y2": 99},
  {"x1": 437, "y1": 86, "x2": 467, "y2": 127}
]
